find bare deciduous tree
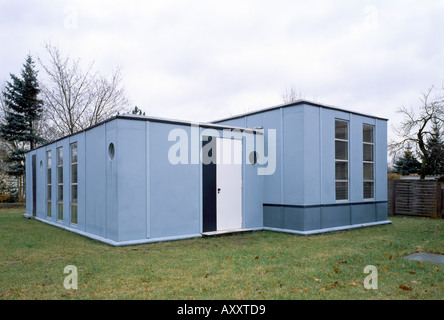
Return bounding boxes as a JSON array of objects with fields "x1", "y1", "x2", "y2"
[
  {"x1": 281, "y1": 85, "x2": 304, "y2": 103},
  {"x1": 389, "y1": 85, "x2": 444, "y2": 179},
  {"x1": 280, "y1": 85, "x2": 320, "y2": 104},
  {"x1": 38, "y1": 43, "x2": 130, "y2": 138}
]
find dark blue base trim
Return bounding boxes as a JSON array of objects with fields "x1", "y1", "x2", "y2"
[
  {"x1": 264, "y1": 201, "x2": 388, "y2": 208},
  {"x1": 263, "y1": 202, "x2": 388, "y2": 232}
]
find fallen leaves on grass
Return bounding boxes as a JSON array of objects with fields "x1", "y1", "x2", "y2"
[
  {"x1": 399, "y1": 284, "x2": 413, "y2": 291},
  {"x1": 307, "y1": 276, "x2": 322, "y2": 284},
  {"x1": 350, "y1": 282, "x2": 358, "y2": 287},
  {"x1": 321, "y1": 281, "x2": 346, "y2": 291}
]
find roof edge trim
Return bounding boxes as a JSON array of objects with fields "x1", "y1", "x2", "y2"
[{"x1": 211, "y1": 99, "x2": 389, "y2": 123}]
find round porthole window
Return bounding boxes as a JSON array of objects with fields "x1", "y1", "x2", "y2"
[
  {"x1": 249, "y1": 151, "x2": 258, "y2": 165},
  {"x1": 108, "y1": 143, "x2": 115, "y2": 160}
]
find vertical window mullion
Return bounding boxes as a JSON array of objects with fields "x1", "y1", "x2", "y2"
[
  {"x1": 335, "y1": 119, "x2": 349, "y2": 201},
  {"x1": 70, "y1": 142, "x2": 78, "y2": 225},
  {"x1": 46, "y1": 151, "x2": 52, "y2": 218},
  {"x1": 57, "y1": 147, "x2": 63, "y2": 221},
  {"x1": 363, "y1": 125, "x2": 375, "y2": 199}
]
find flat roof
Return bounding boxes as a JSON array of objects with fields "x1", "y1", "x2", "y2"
[
  {"x1": 28, "y1": 99, "x2": 387, "y2": 153},
  {"x1": 28, "y1": 114, "x2": 262, "y2": 153},
  {"x1": 212, "y1": 99, "x2": 389, "y2": 123}
]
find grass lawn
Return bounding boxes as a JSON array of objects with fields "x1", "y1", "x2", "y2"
[{"x1": 0, "y1": 208, "x2": 443, "y2": 300}]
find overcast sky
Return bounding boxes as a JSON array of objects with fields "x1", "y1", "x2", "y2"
[{"x1": 1, "y1": 0, "x2": 444, "y2": 143}]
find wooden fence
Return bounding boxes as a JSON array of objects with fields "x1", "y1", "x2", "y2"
[{"x1": 388, "y1": 179, "x2": 443, "y2": 218}]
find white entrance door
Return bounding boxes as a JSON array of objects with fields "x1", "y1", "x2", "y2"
[{"x1": 216, "y1": 137, "x2": 242, "y2": 231}]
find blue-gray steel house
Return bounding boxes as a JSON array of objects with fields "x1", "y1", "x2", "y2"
[
  {"x1": 25, "y1": 99, "x2": 390, "y2": 245},
  {"x1": 213, "y1": 100, "x2": 390, "y2": 234}
]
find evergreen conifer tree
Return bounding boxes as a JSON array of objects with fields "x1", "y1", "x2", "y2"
[
  {"x1": 393, "y1": 148, "x2": 421, "y2": 176},
  {"x1": 424, "y1": 119, "x2": 444, "y2": 175},
  {"x1": 131, "y1": 106, "x2": 145, "y2": 115},
  {"x1": 0, "y1": 55, "x2": 44, "y2": 189}
]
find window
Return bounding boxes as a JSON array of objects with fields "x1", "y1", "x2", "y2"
[
  {"x1": 108, "y1": 143, "x2": 115, "y2": 160},
  {"x1": 70, "y1": 142, "x2": 78, "y2": 225},
  {"x1": 57, "y1": 147, "x2": 63, "y2": 221},
  {"x1": 249, "y1": 151, "x2": 258, "y2": 165},
  {"x1": 46, "y1": 151, "x2": 52, "y2": 218},
  {"x1": 335, "y1": 119, "x2": 349, "y2": 201},
  {"x1": 363, "y1": 124, "x2": 374, "y2": 199}
]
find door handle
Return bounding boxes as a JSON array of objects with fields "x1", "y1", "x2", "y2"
[{"x1": 217, "y1": 188, "x2": 221, "y2": 194}]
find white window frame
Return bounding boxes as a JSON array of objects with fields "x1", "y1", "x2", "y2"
[
  {"x1": 335, "y1": 119, "x2": 349, "y2": 201},
  {"x1": 57, "y1": 147, "x2": 63, "y2": 221},
  {"x1": 70, "y1": 142, "x2": 78, "y2": 225},
  {"x1": 363, "y1": 124, "x2": 375, "y2": 200},
  {"x1": 46, "y1": 150, "x2": 52, "y2": 218}
]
